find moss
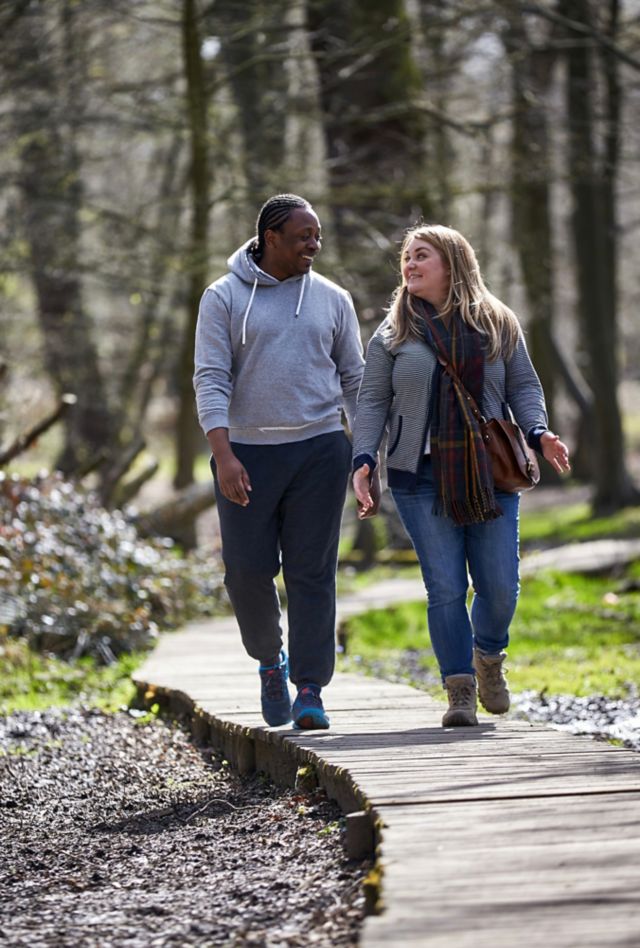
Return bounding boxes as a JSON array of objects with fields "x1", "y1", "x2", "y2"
[
  {"x1": 295, "y1": 764, "x2": 319, "y2": 793},
  {"x1": 362, "y1": 862, "x2": 384, "y2": 915}
]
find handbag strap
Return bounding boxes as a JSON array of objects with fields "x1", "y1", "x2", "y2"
[
  {"x1": 433, "y1": 352, "x2": 488, "y2": 425},
  {"x1": 435, "y1": 347, "x2": 537, "y2": 479}
]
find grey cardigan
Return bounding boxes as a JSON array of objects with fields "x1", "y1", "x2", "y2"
[{"x1": 352, "y1": 317, "x2": 548, "y2": 490}]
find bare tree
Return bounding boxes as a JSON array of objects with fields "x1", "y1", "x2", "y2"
[
  {"x1": 414, "y1": 0, "x2": 460, "y2": 222},
  {"x1": 5, "y1": 1, "x2": 115, "y2": 473},
  {"x1": 501, "y1": 6, "x2": 559, "y2": 420},
  {"x1": 306, "y1": 0, "x2": 432, "y2": 312},
  {"x1": 561, "y1": 0, "x2": 637, "y2": 510},
  {"x1": 173, "y1": 0, "x2": 211, "y2": 508},
  {"x1": 207, "y1": 0, "x2": 291, "y2": 205}
]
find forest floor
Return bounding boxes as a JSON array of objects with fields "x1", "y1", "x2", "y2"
[{"x1": 0, "y1": 708, "x2": 369, "y2": 948}]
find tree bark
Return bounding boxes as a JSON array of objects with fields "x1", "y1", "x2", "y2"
[
  {"x1": 306, "y1": 0, "x2": 431, "y2": 311},
  {"x1": 562, "y1": 0, "x2": 637, "y2": 510},
  {"x1": 502, "y1": 9, "x2": 558, "y2": 424},
  {"x1": 8, "y1": 2, "x2": 114, "y2": 473},
  {"x1": 208, "y1": 0, "x2": 290, "y2": 205},
  {"x1": 174, "y1": 0, "x2": 211, "y2": 506}
]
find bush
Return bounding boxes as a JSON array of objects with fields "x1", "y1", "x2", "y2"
[{"x1": 0, "y1": 471, "x2": 226, "y2": 662}]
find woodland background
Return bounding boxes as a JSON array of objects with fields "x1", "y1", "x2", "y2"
[{"x1": 2, "y1": 0, "x2": 640, "y2": 550}]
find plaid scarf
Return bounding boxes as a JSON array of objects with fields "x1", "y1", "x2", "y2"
[{"x1": 413, "y1": 297, "x2": 501, "y2": 525}]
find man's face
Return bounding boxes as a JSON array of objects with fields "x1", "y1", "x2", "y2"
[{"x1": 264, "y1": 208, "x2": 322, "y2": 280}]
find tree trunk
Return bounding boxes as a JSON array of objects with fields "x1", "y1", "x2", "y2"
[
  {"x1": 120, "y1": 135, "x2": 184, "y2": 438},
  {"x1": 133, "y1": 482, "x2": 215, "y2": 547},
  {"x1": 306, "y1": 0, "x2": 431, "y2": 311},
  {"x1": 208, "y1": 0, "x2": 290, "y2": 205},
  {"x1": 0, "y1": 395, "x2": 77, "y2": 467},
  {"x1": 562, "y1": 0, "x2": 636, "y2": 510},
  {"x1": 174, "y1": 0, "x2": 211, "y2": 507},
  {"x1": 9, "y1": 2, "x2": 114, "y2": 473},
  {"x1": 503, "y1": 11, "x2": 558, "y2": 424},
  {"x1": 415, "y1": 0, "x2": 455, "y2": 221}
]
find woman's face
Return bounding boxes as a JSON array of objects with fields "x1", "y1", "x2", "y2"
[{"x1": 402, "y1": 237, "x2": 450, "y2": 308}]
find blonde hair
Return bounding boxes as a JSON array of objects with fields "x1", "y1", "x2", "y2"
[{"x1": 385, "y1": 224, "x2": 520, "y2": 361}]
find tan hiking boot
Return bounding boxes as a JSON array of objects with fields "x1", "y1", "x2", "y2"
[
  {"x1": 442, "y1": 674, "x2": 478, "y2": 727},
  {"x1": 473, "y1": 648, "x2": 510, "y2": 714}
]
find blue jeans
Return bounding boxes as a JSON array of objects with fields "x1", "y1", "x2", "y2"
[{"x1": 391, "y1": 458, "x2": 520, "y2": 680}]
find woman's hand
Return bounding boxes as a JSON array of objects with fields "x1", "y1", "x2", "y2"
[
  {"x1": 540, "y1": 432, "x2": 571, "y2": 474},
  {"x1": 353, "y1": 463, "x2": 381, "y2": 519}
]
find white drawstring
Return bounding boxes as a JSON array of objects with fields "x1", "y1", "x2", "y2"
[
  {"x1": 242, "y1": 274, "x2": 306, "y2": 344},
  {"x1": 295, "y1": 274, "x2": 306, "y2": 317},
  {"x1": 241, "y1": 278, "x2": 258, "y2": 345}
]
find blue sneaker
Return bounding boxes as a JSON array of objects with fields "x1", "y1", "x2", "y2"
[
  {"x1": 259, "y1": 651, "x2": 292, "y2": 726},
  {"x1": 292, "y1": 685, "x2": 330, "y2": 730}
]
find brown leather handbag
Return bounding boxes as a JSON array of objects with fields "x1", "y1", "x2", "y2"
[
  {"x1": 438, "y1": 357, "x2": 541, "y2": 493},
  {"x1": 480, "y1": 415, "x2": 540, "y2": 492}
]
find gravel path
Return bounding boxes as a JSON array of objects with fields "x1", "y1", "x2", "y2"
[
  {"x1": 511, "y1": 690, "x2": 640, "y2": 749},
  {"x1": 0, "y1": 708, "x2": 369, "y2": 947}
]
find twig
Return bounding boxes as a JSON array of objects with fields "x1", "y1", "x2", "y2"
[
  {"x1": 179, "y1": 797, "x2": 260, "y2": 823},
  {"x1": 520, "y1": 1, "x2": 640, "y2": 72}
]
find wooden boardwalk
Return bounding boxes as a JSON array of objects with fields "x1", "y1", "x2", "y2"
[{"x1": 133, "y1": 579, "x2": 640, "y2": 947}]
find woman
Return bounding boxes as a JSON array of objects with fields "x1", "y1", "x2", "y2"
[{"x1": 352, "y1": 225, "x2": 570, "y2": 727}]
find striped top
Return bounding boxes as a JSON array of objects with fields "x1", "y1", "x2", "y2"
[{"x1": 352, "y1": 317, "x2": 548, "y2": 490}]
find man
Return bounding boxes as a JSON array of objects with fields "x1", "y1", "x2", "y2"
[{"x1": 193, "y1": 193, "x2": 364, "y2": 730}]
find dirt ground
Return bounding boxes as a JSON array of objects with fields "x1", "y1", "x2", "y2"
[{"x1": 0, "y1": 708, "x2": 369, "y2": 947}]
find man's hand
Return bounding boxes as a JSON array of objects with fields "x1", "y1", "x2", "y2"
[
  {"x1": 207, "y1": 427, "x2": 252, "y2": 506},
  {"x1": 353, "y1": 463, "x2": 381, "y2": 519},
  {"x1": 216, "y1": 453, "x2": 252, "y2": 506}
]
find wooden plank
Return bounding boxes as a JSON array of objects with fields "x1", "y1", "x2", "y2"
[
  {"x1": 363, "y1": 910, "x2": 640, "y2": 948},
  {"x1": 363, "y1": 796, "x2": 640, "y2": 947},
  {"x1": 375, "y1": 792, "x2": 640, "y2": 837}
]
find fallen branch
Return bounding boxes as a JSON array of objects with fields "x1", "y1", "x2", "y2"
[
  {"x1": 132, "y1": 481, "x2": 215, "y2": 543},
  {"x1": 112, "y1": 457, "x2": 160, "y2": 508},
  {"x1": 0, "y1": 394, "x2": 77, "y2": 466},
  {"x1": 99, "y1": 435, "x2": 146, "y2": 506}
]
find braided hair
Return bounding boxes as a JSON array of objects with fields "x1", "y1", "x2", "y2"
[{"x1": 250, "y1": 193, "x2": 312, "y2": 260}]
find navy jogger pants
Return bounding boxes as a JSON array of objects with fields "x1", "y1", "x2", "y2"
[{"x1": 211, "y1": 430, "x2": 352, "y2": 688}]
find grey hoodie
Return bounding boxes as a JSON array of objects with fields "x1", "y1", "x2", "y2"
[{"x1": 193, "y1": 240, "x2": 365, "y2": 445}]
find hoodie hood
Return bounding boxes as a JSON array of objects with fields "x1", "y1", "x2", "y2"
[
  {"x1": 227, "y1": 238, "x2": 308, "y2": 344},
  {"x1": 227, "y1": 238, "x2": 282, "y2": 286}
]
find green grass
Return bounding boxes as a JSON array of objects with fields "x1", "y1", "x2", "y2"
[
  {"x1": 336, "y1": 562, "x2": 421, "y2": 597},
  {"x1": 339, "y1": 568, "x2": 640, "y2": 699},
  {"x1": 0, "y1": 638, "x2": 145, "y2": 714},
  {"x1": 519, "y1": 502, "x2": 640, "y2": 547}
]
